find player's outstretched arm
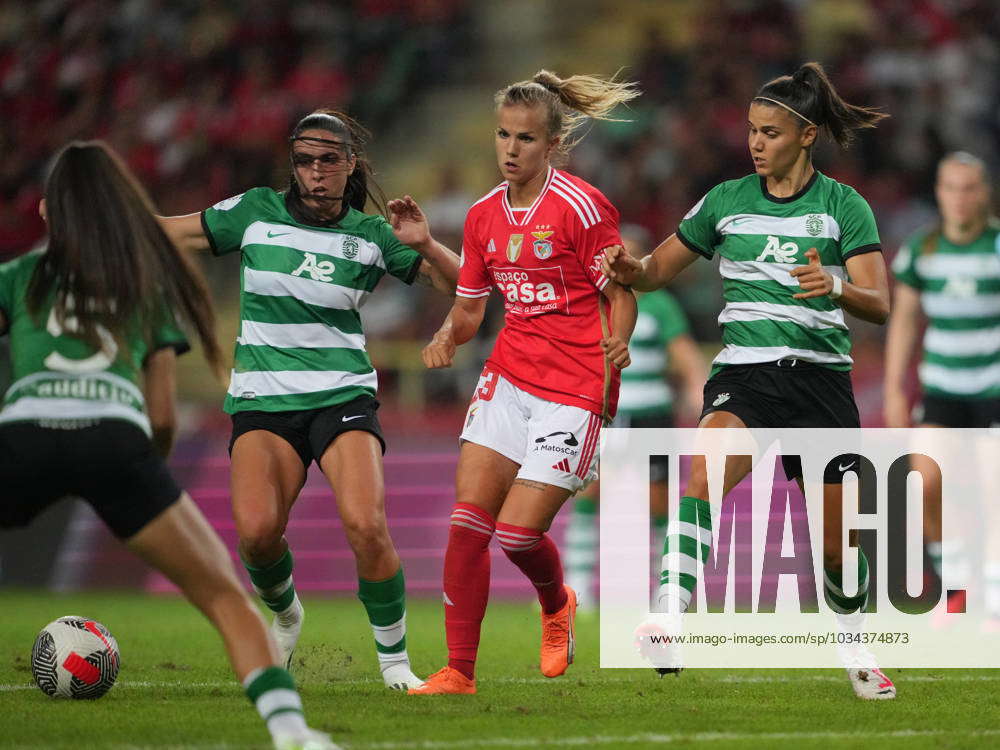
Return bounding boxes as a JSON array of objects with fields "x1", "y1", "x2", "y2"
[
  {"x1": 388, "y1": 195, "x2": 460, "y2": 294},
  {"x1": 143, "y1": 347, "x2": 179, "y2": 458},
  {"x1": 882, "y1": 281, "x2": 922, "y2": 427},
  {"x1": 600, "y1": 280, "x2": 637, "y2": 369},
  {"x1": 422, "y1": 296, "x2": 487, "y2": 369},
  {"x1": 157, "y1": 213, "x2": 212, "y2": 254},
  {"x1": 602, "y1": 234, "x2": 700, "y2": 291}
]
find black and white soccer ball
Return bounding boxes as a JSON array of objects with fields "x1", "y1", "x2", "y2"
[{"x1": 31, "y1": 616, "x2": 120, "y2": 699}]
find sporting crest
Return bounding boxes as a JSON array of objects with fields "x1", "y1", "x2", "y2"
[
  {"x1": 805, "y1": 214, "x2": 824, "y2": 237},
  {"x1": 342, "y1": 235, "x2": 359, "y2": 260}
]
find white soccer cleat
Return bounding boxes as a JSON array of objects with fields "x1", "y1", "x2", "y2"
[
  {"x1": 382, "y1": 661, "x2": 424, "y2": 691},
  {"x1": 274, "y1": 727, "x2": 342, "y2": 750},
  {"x1": 838, "y1": 641, "x2": 895, "y2": 700},
  {"x1": 271, "y1": 597, "x2": 304, "y2": 671},
  {"x1": 846, "y1": 667, "x2": 896, "y2": 700},
  {"x1": 634, "y1": 613, "x2": 684, "y2": 675}
]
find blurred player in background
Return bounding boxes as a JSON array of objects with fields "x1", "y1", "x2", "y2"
[
  {"x1": 565, "y1": 223, "x2": 707, "y2": 610},
  {"x1": 413, "y1": 70, "x2": 638, "y2": 695},
  {"x1": 0, "y1": 141, "x2": 338, "y2": 750},
  {"x1": 159, "y1": 110, "x2": 459, "y2": 691},
  {"x1": 605, "y1": 62, "x2": 895, "y2": 699},
  {"x1": 884, "y1": 152, "x2": 1000, "y2": 625}
]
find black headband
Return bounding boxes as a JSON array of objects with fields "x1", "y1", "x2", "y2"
[{"x1": 289, "y1": 135, "x2": 351, "y2": 149}]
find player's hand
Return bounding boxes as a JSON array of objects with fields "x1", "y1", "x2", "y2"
[
  {"x1": 601, "y1": 245, "x2": 642, "y2": 285},
  {"x1": 883, "y1": 388, "x2": 910, "y2": 428},
  {"x1": 790, "y1": 248, "x2": 834, "y2": 299},
  {"x1": 601, "y1": 336, "x2": 631, "y2": 369},
  {"x1": 422, "y1": 333, "x2": 456, "y2": 369},
  {"x1": 388, "y1": 195, "x2": 431, "y2": 250}
]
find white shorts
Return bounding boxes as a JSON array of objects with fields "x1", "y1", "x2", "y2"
[{"x1": 459, "y1": 367, "x2": 603, "y2": 493}]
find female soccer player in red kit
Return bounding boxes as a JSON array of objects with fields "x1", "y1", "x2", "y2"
[{"x1": 412, "y1": 70, "x2": 639, "y2": 695}]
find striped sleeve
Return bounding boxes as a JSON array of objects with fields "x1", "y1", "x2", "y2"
[
  {"x1": 556, "y1": 177, "x2": 620, "y2": 292},
  {"x1": 456, "y1": 211, "x2": 491, "y2": 299}
]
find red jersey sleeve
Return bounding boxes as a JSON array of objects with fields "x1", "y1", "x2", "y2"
[
  {"x1": 456, "y1": 210, "x2": 491, "y2": 299},
  {"x1": 571, "y1": 187, "x2": 621, "y2": 292}
]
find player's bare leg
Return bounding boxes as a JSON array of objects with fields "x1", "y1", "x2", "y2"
[
  {"x1": 321, "y1": 430, "x2": 421, "y2": 691},
  {"x1": 232, "y1": 432, "x2": 307, "y2": 672},
  {"x1": 128, "y1": 494, "x2": 339, "y2": 748}
]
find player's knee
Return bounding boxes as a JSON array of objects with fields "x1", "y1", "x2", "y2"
[
  {"x1": 234, "y1": 511, "x2": 285, "y2": 557},
  {"x1": 342, "y1": 515, "x2": 390, "y2": 556}
]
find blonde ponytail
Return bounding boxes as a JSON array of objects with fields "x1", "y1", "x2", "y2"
[{"x1": 496, "y1": 69, "x2": 639, "y2": 161}]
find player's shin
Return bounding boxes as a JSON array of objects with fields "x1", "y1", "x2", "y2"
[
  {"x1": 243, "y1": 548, "x2": 303, "y2": 670},
  {"x1": 443, "y1": 503, "x2": 495, "y2": 680},
  {"x1": 357, "y1": 566, "x2": 420, "y2": 689},
  {"x1": 564, "y1": 495, "x2": 598, "y2": 608},
  {"x1": 654, "y1": 496, "x2": 712, "y2": 614}
]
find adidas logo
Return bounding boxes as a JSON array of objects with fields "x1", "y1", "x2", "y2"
[
  {"x1": 712, "y1": 393, "x2": 731, "y2": 407},
  {"x1": 552, "y1": 458, "x2": 572, "y2": 472}
]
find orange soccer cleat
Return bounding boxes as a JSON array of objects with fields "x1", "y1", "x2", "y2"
[
  {"x1": 407, "y1": 666, "x2": 476, "y2": 695},
  {"x1": 539, "y1": 585, "x2": 577, "y2": 677}
]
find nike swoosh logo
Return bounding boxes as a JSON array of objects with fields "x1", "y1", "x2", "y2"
[
  {"x1": 839, "y1": 462, "x2": 856, "y2": 471},
  {"x1": 267, "y1": 230, "x2": 290, "y2": 238},
  {"x1": 342, "y1": 415, "x2": 365, "y2": 422}
]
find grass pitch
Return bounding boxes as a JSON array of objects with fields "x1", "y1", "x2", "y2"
[{"x1": 1, "y1": 591, "x2": 997, "y2": 749}]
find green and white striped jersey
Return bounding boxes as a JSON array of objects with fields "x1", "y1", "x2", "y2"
[
  {"x1": 201, "y1": 188, "x2": 422, "y2": 414},
  {"x1": 677, "y1": 171, "x2": 880, "y2": 373},
  {"x1": 892, "y1": 221, "x2": 1000, "y2": 399},
  {"x1": 0, "y1": 248, "x2": 189, "y2": 436},
  {"x1": 618, "y1": 290, "x2": 689, "y2": 416}
]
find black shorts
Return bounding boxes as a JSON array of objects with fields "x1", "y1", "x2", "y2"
[
  {"x1": 0, "y1": 420, "x2": 181, "y2": 539},
  {"x1": 701, "y1": 359, "x2": 860, "y2": 483},
  {"x1": 229, "y1": 396, "x2": 385, "y2": 468},
  {"x1": 610, "y1": 411, "x2": 674, "y2": 483},
  {"x1": 917, "y1": 394, "x2": 1000, "y2": 428}
]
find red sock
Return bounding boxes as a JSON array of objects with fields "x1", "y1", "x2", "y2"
[
  {"x1": 443, "y1": 503, "x2": 494, "y2": 680},
  {"x1": 495, "y1": 522, "x2": 568, "y2": 614}
]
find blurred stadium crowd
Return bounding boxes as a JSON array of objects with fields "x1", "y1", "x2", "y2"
[{"x1": 1, "y1": 0, "x2": 998, "y2": 417}]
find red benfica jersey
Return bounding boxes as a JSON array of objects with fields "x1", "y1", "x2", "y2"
[{"x1": 457, "y1": 167, "x2": 622, "y2": 417}]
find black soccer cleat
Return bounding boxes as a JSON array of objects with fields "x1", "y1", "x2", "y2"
[{"x1": 655, "y1": 667, "x2": 683, "y2": 677}]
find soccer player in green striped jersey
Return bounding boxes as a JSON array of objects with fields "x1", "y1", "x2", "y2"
[
  {"x1": 605, "y1": 63, "x2": 896, "y2": 699},
  {"x1": 0, "y1": 141, "x2": 338, "y2": 749},
  {"x1": 884, "y1": 152, "x2": 1000, "y2": 626},
  {"x1": 159, "y1": 111, "x2": 460, "y2": 691},
  {"x1": 566, "y1": 226, "x2": 707, "y2": 609}
]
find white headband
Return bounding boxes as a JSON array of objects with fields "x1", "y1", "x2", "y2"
[{"x1": 754, "y1": 97, "x2": 816, "y2": 127}]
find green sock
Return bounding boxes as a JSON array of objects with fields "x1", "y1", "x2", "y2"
[
  {"x1": 243, "y1": 665, "x2": 306, "y2": 738},
  {"x1": 358, "y1": 566, "x2": 408, "y2": 669},
  {"x1": 243, "y1": 548, "x2": 297, "y2": 614},
  {"x1": 825, "y1": 549, "x2": 869, "y2": 614},
  {"x1": 565, "y1": 496, "x2": 598, "y2": 595},
  {"x1": 656, "y1": 496, "x2": 712, "y2": 612}
]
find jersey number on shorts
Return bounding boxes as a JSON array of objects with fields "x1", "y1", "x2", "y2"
[
  {"x1": 477, "y1": 369, "x2": 499, "y2": 401},
  {"x1": 44, "y1": 298, "x2": 118, "y2": 374}
]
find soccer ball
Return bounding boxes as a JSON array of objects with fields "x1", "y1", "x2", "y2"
[{"x1": 31, "y1": 616, "x2": 120, "y2": 699}]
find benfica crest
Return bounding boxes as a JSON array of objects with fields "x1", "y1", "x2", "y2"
[
  {"x1": 506, "y1": 234, "x2": 524, "y2": 262},
  {"x1": 531, "y1": 230, "x2": 554, "y2": 259}
]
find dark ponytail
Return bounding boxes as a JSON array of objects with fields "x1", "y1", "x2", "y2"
[
  {"x1": 754, "y1": 62, "x2": 887, "y2": 149},
  {"x1": 287, "y1": 109, "x2": 387, "y2": 220}
]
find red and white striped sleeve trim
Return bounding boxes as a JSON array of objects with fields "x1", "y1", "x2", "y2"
[
  {"x1": 550, "y1": 171, "x2": 602, "y2": 229},
  {"x1": 456, "y1": 284, "x2": 492, "y2": 299}
]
